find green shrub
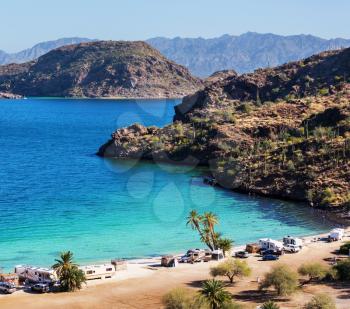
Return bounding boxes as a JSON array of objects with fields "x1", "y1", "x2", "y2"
[
  {"x1": 303, "y1": 293, "x2": 336, "y2": 309},
  {"x1": 333, "y1": 258, "x2": 350, "y2": 281},
  {"x1": 259, "y1": 264, "x2": 299, "y2": 296},
  {"x1": 238, "y1": 102, "x2": 253, "y2": 114},
  {"x1": 339, "y1": 242, "x2": 350, "y2": 255},
  {"x1": 318, "y1": 88, "x2": 329, "y2": 96},
  {"x1": 298, "y1": 263, "x2": 328, "y2": 282},
  {"x1": 162, "y1": 288, "x2": 197, "y2": 309},
  {"x1": 210, "y1": 258, "x2": 251, "y2": 283},
  {"x1": 320, "y1": 188, "x2": 338, "y2": 207}
]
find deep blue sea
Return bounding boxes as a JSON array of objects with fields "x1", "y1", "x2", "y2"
[{"x1": 0, "y1": 98, "x2": 332, "y2": 271}]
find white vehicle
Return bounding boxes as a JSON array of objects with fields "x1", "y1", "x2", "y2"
[
  {"x1": 258, "y1": 238, "x2": 284, "y2": 252},
  {"x1": 212, "y1": 249, "x2": 224, "y2": 260},
  {"x1": 78, "y1": 264, "x2": 116, "y2": 280},
  {"x1": 14, "y1": 265, "x2": 57, "y2": 284},
  {"x1": 283, "y1": 236, "x2": 303, "y2": 249},
  {"x1": 329, "y1": 228, "x2": 345, "y2": 241},
  {"x1": 284, "y1": 244, "x2": 301, "y2": 253}
]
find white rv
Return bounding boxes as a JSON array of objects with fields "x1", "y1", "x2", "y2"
[
  {"x1": 258, "y1": 238, "x2": 284, "y2": 251},
  {"x1": 78, "y1": 264, "x2": 116, "y2": 280},
  {"x1": 283, "y1": 236, "x2": 303, "y2": 248},
  {"x1": 328, "y1": 228, "x2": 345, "y2": 241},
  {"x1": 14, "y1": 265, "x2": 57, "y2": 284}
]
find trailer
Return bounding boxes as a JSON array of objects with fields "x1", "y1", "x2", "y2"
[
  {"x1": 328, "y1": 228, "x2": 345, "y2": 241},
  {"x1": 14, "y1": 265, "x2": 57, "y2": 284},
  {"x1": 283, "y1": 236, "x2": 303, "y2": 248},
  {"x1": 258, "y1": 238, "x2": 284, "y2": 252},
  {"x1": 78, "y1": 264, "x2": 116, "y2": 280}
]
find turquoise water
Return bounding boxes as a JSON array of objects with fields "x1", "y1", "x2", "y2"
[{"x1": 0, "y1": 98, "x2": 332, "y2": 272}]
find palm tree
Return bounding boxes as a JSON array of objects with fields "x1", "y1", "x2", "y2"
[
  {"x1": 52, "y1": 251, "x2": 86, "y2": 292},
  {"x1": 261, "y1": 301, "x2": 280, "y2": 309},
  {"x1": 52, "y1": 251, "x2": 77, "y2": 276},
  {"x1": 187, "y1": 210, "x2": 214, "y2": 250},
  {"x1": 200, "y1": 279, "x2": 231, "y2": 309},
  {"x1": 216, "y1": 238, "x2": 233, "y2": 257},
  {"x1": 203, "y1": 212, "x2": 219, "y2": 249}
]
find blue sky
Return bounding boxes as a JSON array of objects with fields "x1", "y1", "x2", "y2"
[{"x1": 1, "y1": 0, "x2": 349, "y2": 52}]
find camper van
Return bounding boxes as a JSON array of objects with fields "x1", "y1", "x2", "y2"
[
  {"x1": 328, "y1": 228, "x2": 345, "y2": 241},
  {"x1": 258, "y1": 238, "x2": 284, "y2": 252},
  {"x1": 14, "y1": 265, "x2": 57, "y2": 284},
  {"x1": 78, "y1": 264, "x2": 116, "y2": 280},
  {"x1": 283, "y1": 236, "x2": 303, "y2": 252}
]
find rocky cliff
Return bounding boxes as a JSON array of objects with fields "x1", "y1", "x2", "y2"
[
  {"x1": 98, "y1": 48, "x2": 350, "y2": 210},
  {"x1": 0, "y1": 41, "x2": 203, "y2": 98}
]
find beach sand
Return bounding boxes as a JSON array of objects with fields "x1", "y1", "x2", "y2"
[{"x1": 1, "y1": 231, "x2": 350, "y2": 308}]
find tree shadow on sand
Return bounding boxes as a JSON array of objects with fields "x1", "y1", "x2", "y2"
[
  {"x1": 324, "y1": 282, "x2": 350, "y2": 300},
  {"x1": 233, "y1": 290, "x2": 290, "y2": 304}
]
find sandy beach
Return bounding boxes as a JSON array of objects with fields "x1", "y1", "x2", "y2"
[{"x1": 1, "y1": 230, "x2": 350, "y2": 308}]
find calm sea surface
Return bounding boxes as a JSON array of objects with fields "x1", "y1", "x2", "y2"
[{"x1": 0, "y1": 98, "x2": 332, "y2": 271}]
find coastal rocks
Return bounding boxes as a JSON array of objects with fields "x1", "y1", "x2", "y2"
[
  {"x1": 0, "y1": 41, "x2": 203, "y2": 98},
  {"x1": 0, "y1": 91, "x2": 23, "y2": 99},
  {"x1": 99, "y1": 47, "x2": 350, "y2": 210}
]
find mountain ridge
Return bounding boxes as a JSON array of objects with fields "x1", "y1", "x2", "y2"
[
  {"x1": 1, "y1": 33, "x2": 350, "y2": 78},
  {"x1": 147, "y1": 32, "x2": 350, "y2": 76}
]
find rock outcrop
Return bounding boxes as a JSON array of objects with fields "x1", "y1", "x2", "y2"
[
  {"x1": 99, "y1": 48, "x2": 350, "y2": 210},
  {"x1": 0, "y1": 41, "x2": 203, "y2": 98},
  {"x1": 0, "y1": 91, "x2": 23, "y2": 99}
]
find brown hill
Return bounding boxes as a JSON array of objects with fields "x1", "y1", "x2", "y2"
[{"x1": 0, "y1": 41, "x2": 203, "y2": 98}]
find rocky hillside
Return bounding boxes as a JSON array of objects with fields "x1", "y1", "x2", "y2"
[
  {"x1": 0, "y1": 41, "x2": 202, "y2": 98},
  {"x1": 98, "y1": 48, "x2": 350, "y2": 210},
  {"x1": 148, "y1": 32, "x2": 350, "y2": 76}
]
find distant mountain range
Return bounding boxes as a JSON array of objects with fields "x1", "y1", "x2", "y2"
[
  {"x1": 1, "y1": 33, "x2": 350, "y2": 77},
  {"x1": 147, "y1": 33, "x2": 350, "y2": 76},
  {"x1": 0, "y1": 38, "x2": 95, "y2": 65}
]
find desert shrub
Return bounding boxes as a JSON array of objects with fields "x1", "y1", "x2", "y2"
[
  {"x1": 333, "y1": 258, "x2": 350, "y2": 281},
  {"x1": 319, "y1": 188, "x2": 338, "y2": 207},
  {"x1": 259, "y1": 264, "x2": 299, "y2": 296},
  {"x1": 318, "y1": 88, "x2": 329, "y2": 96},
  {"x1": 237, "y1": 102, "x2": 253, "y2": 114},
  {"x1": 261, "y1": 301, "x2": 280, "y2": 309},
  {"x1": 298, "y1": 263, "x2": 328, "y2": 282},
  {"x1": 210, "y1": 258, "x2": 251, "y2": 283},
  {"x1": 162, "y1": 288, "x2": 207, "y2": 309},
  {"x1": 339, "y1": 242, "x2": 350, "y2": 255},
  {"x1": 303, "y1": 293, "x2": 336, "y2": 309},
  {"x1": 286, "y1": 160, "x2": 295, "y2": 172}
]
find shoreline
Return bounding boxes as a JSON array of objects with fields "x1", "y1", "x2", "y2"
[
  {"x1": 1, "y1": 228, "x2": 350, "y2": 308},
  {"x1": 2, "y1": 227, "x2": 348, "y2": 282}
]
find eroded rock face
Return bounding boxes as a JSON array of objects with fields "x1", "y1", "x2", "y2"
[
  {"x1": 0, "y1": 41, "x2": 203, "y2": 98},
  {"x1": 99, "y1": 48, "x2": 350, "y2": 210},
  {"x1": 0, "y1": 91, "x2": 23, "y2": 99}
]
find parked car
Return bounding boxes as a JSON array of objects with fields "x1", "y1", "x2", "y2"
[
  {"x1": 235, "y1": 251, "x2": 249, "y2": 258},
  {"x1": 31, "y1": 283, "x2": 50, "y2": 293},
  {"x1": 262, "y1": 254, "x2": 279, "y2": 261},
  {"x1": 284, "y1": 244, "x2": 301, "y2": 253},
  {"x1": 0, "y1": 282, "x2": 16, "y2": 294},
  {"x1": 261, "y1": 249, "x2": 284, "y2": 256}
]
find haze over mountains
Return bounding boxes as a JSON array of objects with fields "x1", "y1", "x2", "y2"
[
  {"x1": 1, "y1": 33, "x2": 350, "y2": 77},
  {"x1": 0, "y1": 38, "x2": 95, "y2": 65}
]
